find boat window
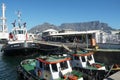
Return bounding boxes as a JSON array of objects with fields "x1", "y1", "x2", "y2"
[
  {"x1": 87, "y1": 55, "x2": 92, "y2": 60},
  {"x1": 60, "y1": 61, "x2": 68, "y2": 70},
  {"x1": 24, "y1": 31, "x2": 26, "y2": 34},
  {"x1": 18, "y1": 30, "x2": 24, "y2": 34},
  {"x1": 81, "y1": 56, "x2": 86, "y2": 62},
  {"x1": 39, "y1": 61, "x2": 43, "y2": 68},
  {"x1": 44, "y1": 64, "x2": 50, "y2": 71},
  {"x1": 15, "y1": 30, "x2": 17, "y2": 34},
  {"x1": 13, "y1": 30, "x2": 17, "y2": 34},
  {"x1": 74, "y1": 56, "x2": 79, "y2": 60},
  {"x1": 51, "y1": 64, "x2": 58, "y2": 72}
]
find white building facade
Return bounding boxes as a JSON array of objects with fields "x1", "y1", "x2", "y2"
[{"x1": 42, "y1": 29, "x2": 120, "y2": 44}]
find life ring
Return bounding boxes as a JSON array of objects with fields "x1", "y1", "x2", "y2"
[
  {"x1": 38, "y1": 70, "x2": 41, "y2": 77},
  {"x1": 43, "y1": 71, "x2": 51, "y2": 80}
]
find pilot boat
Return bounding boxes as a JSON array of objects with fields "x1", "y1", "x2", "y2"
[
  {"x1": 1, "y1": 11, "x2": 40, "y2": 56},
  {"x1": 17, "y1": 55, "x2": 84, "y2": 80}
]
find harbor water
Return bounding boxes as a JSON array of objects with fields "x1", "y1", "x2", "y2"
[
  {"x1": 0, "y1": 44, "x2": 17, "y2": 80},
  {"x1": 0, "y1": 53, "x2": 18, "y2": 80},
  {"x1": 0, "y1": 44, "x2": 38, "y2": 80}
]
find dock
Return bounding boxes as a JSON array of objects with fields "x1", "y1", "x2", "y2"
[
  {"x1": 34, "y1": 41, "x2": 72, "y2": 52},
  {"x1": 35, "y1": 41, "x2": 120, "y2": 52},
  {"x1": 87, "y1": 48, "x2": 120, "y2": 52},
  {"x1": 35, "y1": 41, "x2": 87, "y2": 48},
  {"x1": 35, "y1": 41, "x2": 64, "y2": 47},
  {"x1": 35, "y1": 41, "x2": 120, "y2": 51},
  {"x1": 104, "y1": 71, "x2": 120, "y2": 80}
]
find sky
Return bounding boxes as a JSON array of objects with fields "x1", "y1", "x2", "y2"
[{"x1": 0, "y1": 0, "x2": 120, "y2": 32}]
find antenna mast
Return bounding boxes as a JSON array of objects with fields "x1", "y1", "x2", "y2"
[{"x1": 17, "y1": 11, "x2": 21, "y2": 28}]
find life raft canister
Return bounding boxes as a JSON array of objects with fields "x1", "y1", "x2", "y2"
[{"x1": 9, "y1": 33, "x2": 13, "y2": 39}]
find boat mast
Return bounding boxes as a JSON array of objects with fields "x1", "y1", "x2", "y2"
[
  {"x1": 17, "y1": 11, "x2": 21, "y2": 28},
  {"x1": 0, "y1": 3, "x2": 7, "y2": 32}
]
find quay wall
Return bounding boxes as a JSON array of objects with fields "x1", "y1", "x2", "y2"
[
  {"x1": 94, "y1": 51, "x2": 120, "y2": 65},
  {"x1": 98, "y1": 43, "x2": 120, "y2": 49}
]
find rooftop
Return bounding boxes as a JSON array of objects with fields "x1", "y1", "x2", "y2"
[
  {"x1": 37, "y1": 56, "x2": 70, "y2": 64},
  {"x1": 72, "y1": 50, "x2": 94, "y2": 56}
]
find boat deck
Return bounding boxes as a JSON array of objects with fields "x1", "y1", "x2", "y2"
[{"x1": 21, "y1": 59, "x2": 36, "y2": 71}]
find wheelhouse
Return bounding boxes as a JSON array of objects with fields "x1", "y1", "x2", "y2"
[
  {"x1": 71, "y1": 50, "x2": 106, "y2": 70},
  {"x1": 19, "y1": 55, "x2": 83, "y2": 80},
  {"x1": 11, "y1": 27, "x2": 27, "y2": 41},
  {"x1": 36, "y1": 56, "x2": 72, "y2": 80}
]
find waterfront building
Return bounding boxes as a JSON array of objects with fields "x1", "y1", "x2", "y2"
[
  {"x1": 42, "y1": 29, "x2": 59, "y2": 41},
  {"x1": 42, "y1": 29, "x2": 106, "y2": 43},
  {"x1": 42, "y1": 29, "x2": 120, "y2": 45},
  {"x1": 111, "y1": 30, "x2": 120, "y2": 35}
]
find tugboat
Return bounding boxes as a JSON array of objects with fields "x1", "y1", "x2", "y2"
[
  {"x1": 17, "y1": 55, "x2": 84, "y2": 80},
  {"x1": 1, "y1": 11, "x2": 40, "y2": 56},
  {"x1": 69, "y1": 47, "x2": 120, "y2": 79},
  {"x1": 0, "y1": 3, "x2": 9, "y2": 44},
  {"x1": 69, "y1": 48, "x2": 108, "y2": 79}
]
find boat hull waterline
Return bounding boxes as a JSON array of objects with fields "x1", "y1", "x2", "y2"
[{"x1": 1, "y1": 42, "x2": 40, "y2": 56}]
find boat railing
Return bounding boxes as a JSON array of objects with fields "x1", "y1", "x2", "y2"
[{"x1": 104, "y1": 64, "x2": 114, "y2": 78}]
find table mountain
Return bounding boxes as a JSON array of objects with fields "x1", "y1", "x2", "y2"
[{"x1": 28, "y1": 21, "x2": 115, "y2": 33}]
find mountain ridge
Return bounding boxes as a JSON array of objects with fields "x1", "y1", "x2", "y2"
[{"x1": 28, "y1": 21, "x2": 116, "y2": 33}]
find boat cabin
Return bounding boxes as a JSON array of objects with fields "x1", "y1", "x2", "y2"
[
  {"x1": 9, "y1": 11, "x2": 29, "y2": 42},
  {"x1": 36, "y1": 56, "x2": 83, "y2": 80},
  {"x1": 10, "y1": 27, "x2": 27, "y2": 41},
  {"x1": 70, "y1": 50, "x2": 106, "y2": 70},
  {"x1": 19, "y1": 55, "x2": 83, "y2": 80}
]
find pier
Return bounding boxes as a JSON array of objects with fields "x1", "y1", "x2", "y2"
[
  {"x1": 104, "y1": 71, "x2": 120, "y2": 80},
  {"x1": 35, "y1": 40, "x2": 120, "y2": 52},
  {"x1": 35, "y1": 41, "x2": 87, "y2": 48}
]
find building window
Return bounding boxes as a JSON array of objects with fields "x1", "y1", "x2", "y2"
[{"x1": 50, "y1": 32, "x2": 52, "y2": 34}]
